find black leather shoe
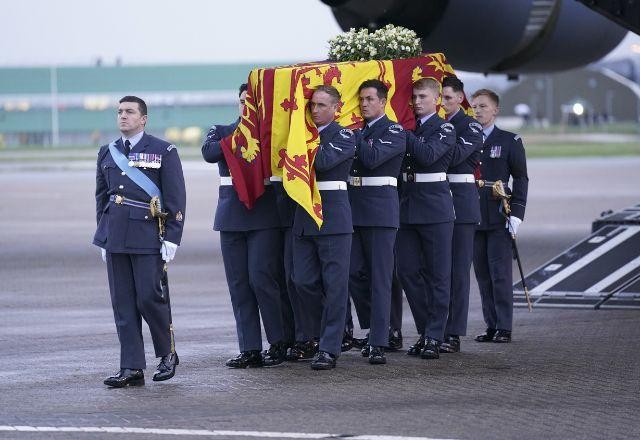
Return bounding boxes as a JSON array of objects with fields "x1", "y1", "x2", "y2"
[
  {"x1": 285, "y1": 340, "x2": 318, "y2": 361},
  {"x1": 361, "y1": 344, "x2": 370, "y2": 357},
  {"x1": 310, "y1": 351, "x2": 336, "y2": 370},
  {"x1": 388, "y1": 328, "x2": 403, "y2": 351},
  {"x1": 104, "y1": 369, "x2": 144, "y2": 388},
  {"x1": 368, "y1": 346, "x2": 386, "y2": 365},
  {"x1": 493, "y1": 329, "x2": 512, "y2": 343},
  {"x1": 420, "y1": 337, "x2": 440, "y2": 359},
  {"x1": 406, "y1": 335, "x2": 425, "y2": 356},
  {"x1": 263, "y1": 342, "x2": 287, "y2": 367},
  {"x1": 225, "y1": 350, "x2": 263, "y2": 368},
  {"x1": 153, "y1": 352, "x2": 179, "y2": 381},
  {"x1": 352, "y1": 332, "x2": 368, "y2": 350},
  {"x1": 475, "y1": 328, "x2": 497, "y2": 342},
  {"x1": 341, "y1": 329, "x2": 354, "y2": 352},
  {"x1": 440, "y1": 335, "x2": 460, "y2": 353}
]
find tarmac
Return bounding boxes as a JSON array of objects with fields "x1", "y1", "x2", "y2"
[{"x1": 0, "y1": 155, "x2": 639, "y2": 440}]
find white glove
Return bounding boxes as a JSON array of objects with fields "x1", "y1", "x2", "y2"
[
  {"x1": 506, "y1": 216, "x2": 522, "y2": 236},
  {"x1": 101, "y1": 248, "x2": 106, "y2": 263},
  {"x1": 161, "y1": 240, "x2": 178, "y2": 262}
]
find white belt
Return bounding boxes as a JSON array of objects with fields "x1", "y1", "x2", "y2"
[
  {"x1": 447, "y1": 173, "x2": 475, "y2": 183},
  {"x1": 402, "y1": 172, "x2": 447, "y2": 183},
  {"x1": 269, "y1": 176, "x2": 283, "y2": 182},
  {"x1": 348, "y1": 176, "x2": 397, "y2": 187},
  {"x1": 220, "y1": 176, "x2": 271, "y2": 186},
  {"x1": 317, "y1": 180, "x2": 347, "y2": 191}
]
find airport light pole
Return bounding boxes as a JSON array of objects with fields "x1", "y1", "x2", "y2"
[{"x1": 50, "y1": 66, "x2": 60, "y2": 147}]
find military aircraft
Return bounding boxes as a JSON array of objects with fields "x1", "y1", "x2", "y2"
[{"x1": 320, "y1": 0, "x2": 633, "y2": 76}]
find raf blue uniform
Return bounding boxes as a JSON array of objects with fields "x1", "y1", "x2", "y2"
[
  {"x1": 292, "y1": 121, "x2": 356, "y2": 356},
  {"x1": 94, "y1": 132, "x2": 186, "y2": 370},
  {"x1": 446, "y1": 109, "x2": 483, "y2": 337},
  {"x1": 201, "y1": 121, "x2": 285, "y2": 353},
  {"x1": 473, "y1": 125, "x2": 528, "y2": 332},
  {"x1": 397, "y1": 114, "x2": 456, "y2": 343},
  {"x1": 271, "y1": 176, "x2": 319, "y2": 344},
  {"x1": 348, "y1": 115, "x2": 406, "y2": 348}
]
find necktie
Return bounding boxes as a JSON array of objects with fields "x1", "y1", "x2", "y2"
[
  {"x1": 124, "y1": 139, "x2": 131, "y2": 156},
  {"x1": 361, "y1": 124, "x2": 370, "y2": 138},
  {"x1": 415, "y1": 119, "x2": 422, "y2": 129}
]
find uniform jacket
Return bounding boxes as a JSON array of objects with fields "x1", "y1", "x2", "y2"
[
  {"x1": 400, "y1": 114, "x2": 455, "y2": 225},
  {"x1": 293, "y1": 121, "x2": 356, "y2": 236},
  {"x1": 93, "y1": 133, "x2": 186, "y2": 254},
  {"x1": 478, "y1": 125, "x2": 529, "y2": 230},
  {"x1": 201, "y1": 120, "x2": 280, "y2": 232},
  {"x1": 447, "y1": 109, "x2": 483, "y2": 224},
  {"x1": 349, "y1": 115, "x2": 406, "y2": 228}
]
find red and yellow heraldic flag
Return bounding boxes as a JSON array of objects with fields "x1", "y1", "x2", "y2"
[{"x1": 220, "y1": 53, "x2": 461, "y2": 227}]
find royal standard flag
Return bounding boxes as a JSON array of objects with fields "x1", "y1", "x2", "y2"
[{"x1": 221, "y1": 53, "x2": 462, "y2": 227}]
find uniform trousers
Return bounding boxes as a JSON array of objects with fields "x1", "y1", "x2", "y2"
[
  {"x1": 349, "y1": 227, "x2": 397, "y2": 347},
  {"x1": 390, "y1": 253, "x2": 403, "y2": 331},
  {"x1": 106, "y1": 252, "x2": 171, "y2": 370},
  {"x1": 283, "y1": 227, "x2": 320, "y2": 341},
  {"x1": 446, "y1": 223, "x2": 476, "y2": 336},
  {"x1": 473, "y1": 228, "x2": 514, "y2": 331},
  {"x1": 220, "y1": 229, "x2": 284, "y2": 352},
  {"x1": 293, "y1": 233, "x2": 352, "y2": 356},
  {"x1": 279, "y1": 228, "x2": 297, "y2": 343},
  {"x1": 397, "y1": 222, "x2": 453, "y2": 342}
]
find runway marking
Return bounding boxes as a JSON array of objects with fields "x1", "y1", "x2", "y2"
[{"x1": 0, "y1": 426, "x2": 456, "y2": 439}]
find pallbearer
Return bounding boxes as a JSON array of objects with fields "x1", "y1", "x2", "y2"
[{"x1": 292, "y1": 85, "x2": 356, "y2": 370}]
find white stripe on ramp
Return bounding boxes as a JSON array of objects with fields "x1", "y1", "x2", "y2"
[
  {"x1": 0, "y1": 426, "x2": 457, "y2": 440},
  {"x1": 585, "y1": 255, "x2": 640, "y2": 293},
  {"x1": 531, "y1": 226, "x2": 640, "y2": 293}
]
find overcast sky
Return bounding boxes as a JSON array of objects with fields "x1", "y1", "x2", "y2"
[
  {"x1": 1, "y1": 0, "x2": 341, "y2": 67},
  {"x1": 1, "y1": 0, "x2": 638, "y2": 68}
]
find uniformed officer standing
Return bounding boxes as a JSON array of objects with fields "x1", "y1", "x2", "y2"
[
  {"x1": 201, "y1": 84, "x2": 286, "y2": 367},
  {"x1": 94, "y1": 96, "x2": 185, "y2": 387},
  {"x1": 292, "y1": 85, "x2": 356, "y2": 370},
  {"x1": 349, "y1": 79, "x2": 406, "y2": 365},
  {"x1": 397, "y1": 78, "x2": 456, "y2": 360},
  {"x1": 470, "y1": 89, "x2": 529, "y2": 343},
  {"x1": 440, "y1": 76, "x2": 483, "y2": 353}
]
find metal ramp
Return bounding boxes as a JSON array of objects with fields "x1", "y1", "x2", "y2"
[{"x1": 514, "y1": 224, "x2": 640, "y2": 309}]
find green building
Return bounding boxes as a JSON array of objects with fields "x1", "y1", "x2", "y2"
[{"x1": 0, "y1": 63, "x2": 277, "y2": 147}]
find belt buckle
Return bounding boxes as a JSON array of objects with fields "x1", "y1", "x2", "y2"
[
  {"x1": 351, "y1": 176, "x2": 361, "y2": 187},
  {"x1": 114, "y1": 195, "x2": 124, "y2": 205},
  {"x1": 407, "y1": 173, "x2": 415, "y2": 183}
]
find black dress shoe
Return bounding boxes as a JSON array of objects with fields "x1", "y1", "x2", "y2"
[
  {"x1": 388, "y1": 328, "x2": 403, "y2": 351},
  {"x1": 341, "y1": 330, "x2": 354, "y2": 352},
  {"x1": 475, "y1": 328, "x2": 497, "y2": 342},
  {"x1": 104, "y1": 369, "x2": 144, "y2": 388},
  {"x1": 225, "y1": 350, "x2": 263, "y2": 368},
  {"x1": 352, "y1": 332, "x2": 368, "y2": 350},
  {"x1": 285, "y1": 340, "x2": 318, "y2": 361},
  {"x1": 420, "y1": 337, "x2": 440, "y2": 359},
  {"x1": 310, "y1": 351, "x2": 336, "y2": 370},
  {"x1": 406, "y1": 335, "x2": 425, "y2": 356},
  {"x1": 440, "y1": 335, "x2": 460, "y2": 353},
  {"x1": 368, "y1": 346, "x2": 386, "y2": 365},
  {"x1": 263, "y1": 342, "x2": 287, "y2": 367},
  {"x1": 153, "y1": 352, "x2": 179, "y2": 381},
  {"x1": 493, "y1": 329, "x2": 512, "y2": 343}
]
